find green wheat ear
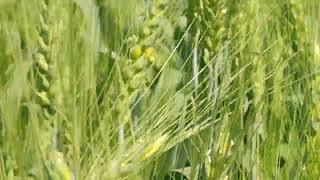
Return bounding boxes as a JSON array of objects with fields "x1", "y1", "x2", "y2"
[
  {"x1": 30, "y1": 0, "x2": 72, "y2": 179},
  {"x1": 110, "y1": 0, "x2": 174, "y2": 148}
]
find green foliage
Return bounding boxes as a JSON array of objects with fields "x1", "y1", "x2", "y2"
[{"x1": 0, "y1": 0, "x2": 319, "y2": 179}]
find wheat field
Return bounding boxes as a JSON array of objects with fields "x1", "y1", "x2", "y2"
[{"x1": 0, "y1": 0, "x2": 319, "y2": 179}]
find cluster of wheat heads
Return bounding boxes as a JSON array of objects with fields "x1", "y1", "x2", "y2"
[{"x1": 0, "y1": 0, "x2": 319, "y2": 179}]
